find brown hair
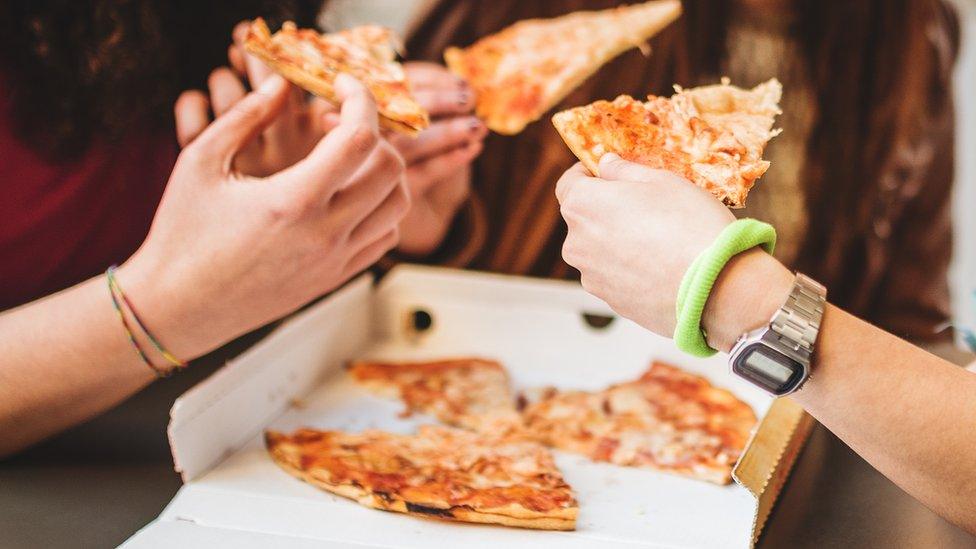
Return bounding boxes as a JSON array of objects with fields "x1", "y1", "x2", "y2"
[
  {"x1": 0, "y1": 1, "x2": 321, "y2": 162},
  {"x1": 410, "y1": 0, "x2": 958, "y2": 306},
  {"x1": 646, "y1": 0, "x2": 958, "y2": 301}
]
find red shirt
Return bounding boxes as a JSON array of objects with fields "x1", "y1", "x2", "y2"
[{"x1": 0, "y1": 81, "x2": 178, "y2": 311}]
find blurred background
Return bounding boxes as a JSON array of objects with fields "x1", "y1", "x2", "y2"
[
  {"x1": 329, "y1": 0, "x2": 976, "y2": 344},
  {"x1": 951, "y1": 0, "x2": 976, "y2": 342}
]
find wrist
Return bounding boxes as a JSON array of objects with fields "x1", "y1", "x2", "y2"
[
  {"x1": 115, "y1": 253, "x2": 219, "y2": 362},
  {"x1": 701, "y1": 248, "x2": 793, "y2": 352}
]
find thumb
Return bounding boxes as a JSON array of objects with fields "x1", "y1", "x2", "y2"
[
  {"x1": 598, "y1": 153, "x2": 676, "y2": 184},
  {"x1": 192, "y1": 74, "x2": 289, "y2": 166}
]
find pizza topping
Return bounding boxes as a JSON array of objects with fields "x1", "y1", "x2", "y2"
[
  {"x1": 552, "y1": 78, "x2": 782, "y2": 207},
  {"x1": 266, "y1": 426, "x2": 578, "y2": 529},
  {"x1": 521, "y1": 362, "x2": 757, "y2": 484},
  {"x1": 244, "y1": 18, "x2": 428, "y2": 135},
  {"x1": 349, "y1": 358, "x2": 522, "y2": 433},
  {"x1": 445, "y1": 0, "x2": 682, "y2": 134}
]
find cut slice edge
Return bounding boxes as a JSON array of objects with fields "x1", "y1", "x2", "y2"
[
  {"x1": 348, "y1": 357, "x2": 522, "y2": 433},
  {"x1": 552, "y1": 78, "x2": 782, "y2": 207},
  {"x1": 265, "y1": 429, "x2": 578, "y2": 530},
  {"x1": 446, "y1": 0, "x2": 682, "y2": 135},
  {"x1": 244, "y1": 18, "x2": 426, "y2": 136}
]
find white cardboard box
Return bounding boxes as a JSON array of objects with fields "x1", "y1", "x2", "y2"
[{"x1": 123, "y1": 266, "x2": 813, "y2": 548}]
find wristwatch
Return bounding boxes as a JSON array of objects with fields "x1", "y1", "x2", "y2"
[{"x1": 728, "y1": 273, "x2": 827, "y2": 396}]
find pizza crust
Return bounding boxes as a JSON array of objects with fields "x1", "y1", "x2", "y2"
[
  {"x1": 552, "y1": 79, "x2": 782, "y2": 207},
  {"x1": 244, "y1": 18, "x2": 425, "y2": 136},
  {"x1": 266, "y1": 429, "x2": 577, "y2": 531},
  {"x1": 551, "y1": 109, "x2": 602, "y2": 174},
  {"x1": 446, "y1": 0, "x2": 682, "y2": 135}
]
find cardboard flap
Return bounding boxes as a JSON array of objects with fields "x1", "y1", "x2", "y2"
[
  {"x1": 142, "y1": 266, "x2": 806, "y2": 549},
  {"x1": 732, "y1": 398, "x2": 807, "y2": 497},
  {"x1": 121, "y1": 519, "x2": 372, "y2": 548},
  {"x1": 168, "y1": 275, "x2": 375, "y2": 481},
  {"x1": 377, "y1": 264, "x2": 616, "y2": 316},
  {"x1": 732, "y1": 397, "x2": 815, "y2": 546}
]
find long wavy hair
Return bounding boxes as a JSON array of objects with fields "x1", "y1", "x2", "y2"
[
  {"x1": 0, "y1": 0, "x2": 320, "y2": 161},
  {"x1": 410, "y1": 0, "x2": 958, "y2": 308}
]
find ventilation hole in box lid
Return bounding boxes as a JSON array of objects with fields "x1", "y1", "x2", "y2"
[
  {"x1": 582, "y1": 312, "x2": 615, "y2": 330},
  {"x1": 410, "y1": 308, "x2": 434, "y2": 333}
]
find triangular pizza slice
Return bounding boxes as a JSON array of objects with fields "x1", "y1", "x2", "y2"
[
  {"x1": 520, "y1": 361, "x2": 757, "y2": 484},
  {"x1": 348, "y1": 358, "x2": 522, "y2": 434},
  {"x1": 266, "y1": 426, "x2": 578, "y2": 530},
  {"x1": 245, "y1": 18, "x2": 429, "y2": 135},
  {"x1": 552, "y1": 78, "x2": 782, "y2": 207},
  {"x1": 445, "y1": 0, "x2": 682, "y2": 134}
]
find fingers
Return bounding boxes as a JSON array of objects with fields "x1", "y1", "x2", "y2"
[
  {"x1": 405, "y1": 140, "x2": 482, "y2": 197},
  {"x1": 190, "y1": 74, "x2": 289, "y2": 165},
  {"x1": 393, "y1": 116, "x2": 485, "y2": 163},
  {"x1": 237, "y1": 42, "x2": 275, "y2": 89},
  {"x1": 404, "y1": 62, "x2": 464, "y2": 87},
  {"x1": 405, "y1": 61, "x2": 474, "y2": 117},
  {"x1": 349, "y1": 180, "x2": 410, "y2": 244},
  {"x1": 284, "y1": 74, "x2": 381, "y2": 193},
  {"x1": 174, "y1": 90, "x2": 210, "y2": 148},
  {"x1": 412, "y1": 87, "x2": 475, "y2": 118},
  {"x1": 334, "y1": 74, "x2": 378, "y2": 132},
  {"x1": 598, "y1": 153, "x2": 682, "y2": 184},
  {"x1": 228, "y1": 44, "x2": 246, "y2": 75},
  {"x1": 233, "y1": 20, "x2": 307, "y2": 110},
  {"x1": 232, "y1": 20, "x2": 251, "y2": 51},
  {"x1": 340, "y1": 229, "x2": 399, "y2": 280},
  {"x1": 208, "y1": 67, "x2": 248, "y2": 117},
  {"x1": 321, "y1": 111, "x2": 341, "y2": 133},
  {"x1": 555, "y1": 163, "x2": 595, "y2": 203},
  {"x1": 329, "y1": 143, "x2": 406, "y2": 229}
]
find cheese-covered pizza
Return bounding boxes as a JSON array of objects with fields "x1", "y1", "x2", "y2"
[
  {"x1": 520, "y1": 362, "x2": 757, "y2": 484},
  {"x1": 445, "y1": 0, "x2": 682, "y2": 135},
  {"x1": 266, "y1": 426, "x2": 578, "y2": 530},
  {"x1": 244, "y1": 18, "x2": 429, "y2": 135},
  {"x1": 348, "y1": 358, "x2": 521, "y2": 433},
  {"x1": 552, "y1": 78, "x2": 782, "y2": 207}
]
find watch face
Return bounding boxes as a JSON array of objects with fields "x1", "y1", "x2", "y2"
[{"x1": 732, "y1": 343, "x2": 805, "y2": 395}]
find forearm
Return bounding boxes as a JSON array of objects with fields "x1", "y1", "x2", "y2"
[
  {"x1": 792, "y1": 306, "x2": 976, "y2": 532},
  {"x1": 0, "y1": 274, "x2": 155, "y2": 457},
  {"x1": 706, "y1": 252, "x2": 976, "y2": 532}
]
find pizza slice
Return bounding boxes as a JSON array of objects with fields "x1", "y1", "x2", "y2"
[
  {"x1": 348, "y1": 358, "x2": 521, "y2": 433},
  {"x1": 445, "y1": 0, "x2": 682, "y2": 135},
  {"x1": 266, "y1": 425, "x2": 578, "y2": 530},
  {"x1": 520, "y1": 361, "x2": 757, "y2": 484},
  {"x1": 552, "y1": 78, "x2": 783, "y2": 207},
  {"x1": 244, "y1": 18, "x2": 429, "y2": 135}
]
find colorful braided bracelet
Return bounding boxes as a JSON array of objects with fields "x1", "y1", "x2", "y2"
[{"x1": 107, "y1": 266, "x2": 186, "y2": 377}]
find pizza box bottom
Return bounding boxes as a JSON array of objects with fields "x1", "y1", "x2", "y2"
[{"x1": 122, "y1": 265, "x2": 813, "y2": 548}]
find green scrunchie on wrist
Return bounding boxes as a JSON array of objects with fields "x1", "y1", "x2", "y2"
[{"x1": 674, "y1": 219, "x2": 777, "y2": 357}]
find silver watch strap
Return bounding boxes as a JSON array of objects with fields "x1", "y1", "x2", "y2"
[{"x1": 769, "y1": 273, "x2": 827, "y2": 354}]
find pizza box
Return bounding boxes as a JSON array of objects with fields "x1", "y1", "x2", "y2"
[{"x1": 122, "y1": 265, "x2": 814, "y2": 548}]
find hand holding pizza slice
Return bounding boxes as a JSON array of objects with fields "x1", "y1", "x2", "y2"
[{"x1": 553, "y1": 78, "x2": 783, "y2": 207}]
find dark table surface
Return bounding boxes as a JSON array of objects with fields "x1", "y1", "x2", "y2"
[{"x1": 2, "y1": 332, "x2": 974, "y2": 549}]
